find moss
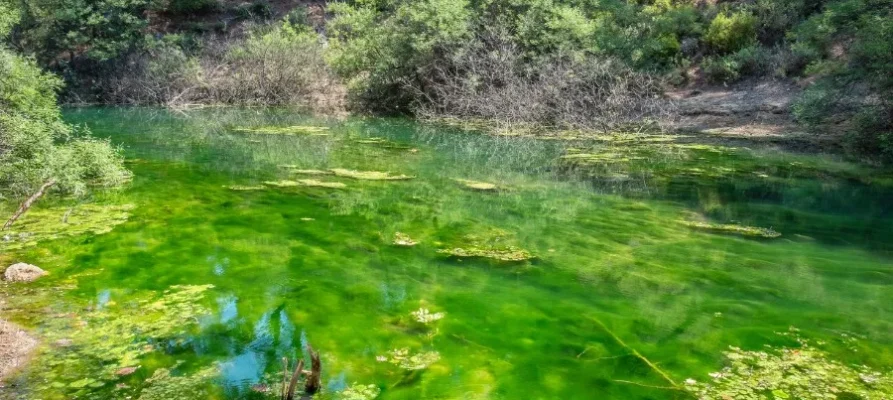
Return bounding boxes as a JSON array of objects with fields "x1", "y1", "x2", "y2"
[
  {"x1": 231, "y1": 125, "x2": 330, "y2": 135},
  {"x1": 681, "y1": 220, "x2": 781, "y2": 238},
  {"x1": 453, "y1": 179, "x2": 498, "y2": 191},
  {"x1": 264, "y1": 180, "x2": 347, "y2": 189},
  {"x1": 330, "y1": 169, "x2": 414, "y2": 181},
  {"x1": 0, "y1": 204, "x2": 134, "y2": 251}
]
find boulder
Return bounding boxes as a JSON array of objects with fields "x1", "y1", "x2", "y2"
[{"x1": 3, "y1": 263, "x2": 47, "y2": 283}]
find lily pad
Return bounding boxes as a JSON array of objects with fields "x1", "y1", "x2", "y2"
[{"x1": 331, "y1": 169, "x2": 414, "y2": 181}]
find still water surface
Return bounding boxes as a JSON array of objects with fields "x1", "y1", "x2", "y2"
[{"x1": 2, "y1": 108, "x2": 892, "y2": 399}]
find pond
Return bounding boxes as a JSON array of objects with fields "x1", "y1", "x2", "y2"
[{"x1": 2, "y1": 108, "x2": 892, "y2": 399}]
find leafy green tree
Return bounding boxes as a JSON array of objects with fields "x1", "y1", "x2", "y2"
[{"x1": 0, "y1": 4, "x2": 129, "y2": 228}]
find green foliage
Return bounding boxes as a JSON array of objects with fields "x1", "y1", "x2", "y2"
[
  {"x1": 327, "y1": 0, "x2": 472, "y2": 111},
  {"x1": 235, "y1": 0, "x2": 273, "y2": 21},
  {"x1": 13, "y1": 0, "x2": 155, "y2": 64},
  {"x1": 705, "y1": 11, "x2": 758, "y2": 54},
  {"x1": 167, "y1": 0, "x2": 219, "y2": 14},
  {"x1": 0, "y1": 47, "x2": 129, "y2": 203}
]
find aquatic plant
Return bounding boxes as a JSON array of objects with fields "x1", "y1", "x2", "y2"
[
  {"x1": 380, "y1": 348, "x2": 441, "y2": 371},
  {"x1": 437, "y1": 246, "x2": 534, "y2": 262},
  {"x1": 33, "y1": 285, "x2": 215, "y2": 393},
  {"x1": 685, "y1": 344, "x2": 893, "y2": 399},
  {"x1": 393, "y1": 232, "x2": 418, "y2": 247},
  {"x1": 226, "y1": 185, "x2": 266, "y2": 191},
  {"x1": 338, "y1": 383, "x2": 381, "y2": 400},
  {"x1": 453, "y1": 179, "x2": 498, "y2": 191},
  {"x1": 681, "y1": 221, "x2": 781, "y2": 238},
  {"x1": 232, "y1": 126, "x2": 330, "y2": 135},
  {"x1": 136, "y1": 364, "x2": 218, "y2": 400},
  {"x1": 0, "y1": 203, "x2": 134, "y2": 251},
  {"x1": 330, "y1": 169, "x2": 414, "y2": 181},
  {"x1": 284, "y1": 168, "x2": 334, "y2": 175},
  {"x1": 410, "y1": 308, "x2": 444, "y2": 324},
  {"x1": 263, "y1": 180, "x2": 347, "y2": 189}
]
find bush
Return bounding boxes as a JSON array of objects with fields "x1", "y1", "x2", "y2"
[
  {"x1": 0, "y1": 48, "x2": 129, "y2": 201},
  {"x1": 415, "y1": 29, "x2": 671, "y2": 133},
  {"x1": 167, "y1": 0, "x2": 220, "y2": 15},
  {"x1": 235, "y1": 1, "x2": 274, "y2": 21},
  {"x1": 705, "y1": 11, "x2": 758, "y2": 54}
]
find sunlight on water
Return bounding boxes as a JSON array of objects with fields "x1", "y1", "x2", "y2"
[{"x1": 1, "y1": 108, "x2": 891, "y2": 399}]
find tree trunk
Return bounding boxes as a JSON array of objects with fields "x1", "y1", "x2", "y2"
[
  {"x1": 3, "y1": 179, "x2": 56, "y2": 231},
  {"x1": 303, "y1": 346, "x2": 321, "y2": 395}
]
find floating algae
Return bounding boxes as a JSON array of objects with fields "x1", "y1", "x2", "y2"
[
  {"x1": 437, "y1": 246, "x2": 534, "y2": 262},
  {"x1": 681, "y1": 221, "x2": 781, "y2": 238},
  {"x1": 287, "y1": 168, "x2": 334, "y2": 176},
  {"x1": 26, "y1": 285, "x2": 214, "y2": 397},
  {"x1": 136, "y1": 364, "x2": 218, "y2": 400},
  {"x1": 379, "y1": 348, "x2": 441, "y2": 371},
  {"x1": 410, "y1": 308, "x2": 444, "y2": 324},
  {"x1": 0, "y1": 204, "x2": 134, "y2": 251},
  {"x1": 685, "y1": 330, "x2": 893, "y2": 399},
  {"x1": 338, "y1": 383, "x2": 381, "y2": 400},
  {"x1": 331, "y1": 169, "x2": 414, "y2": 181},
  {"x1": 453, "y1": 179, "x2": 498, "y2": 191},
  {"x1": 393, "y1": 232, "x2": 418, "y2": 247},
  {"x1": 225, "y1": 185, "x2": 265, "y2": 191},
  {"x1": 232, "y1": 125, "x2": 330, "y2": 136},
  {"x1": 437, "y1": 228, "x2": 535, "y2": 262},
  {"x1": 264, "y1": 180, "x2": 347, "y2": 189}
]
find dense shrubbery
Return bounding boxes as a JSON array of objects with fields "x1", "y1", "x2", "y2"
[
  {"x1": 0, "y1": 9, "x2": 128, "y2": 222},
  {"x1": 1, "y1": 0, "x2": 891, "y2": 160}
]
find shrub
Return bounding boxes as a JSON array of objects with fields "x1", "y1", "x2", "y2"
[
  {"x1": 235, "y1": 1, "x2": 274, "y2": 21},
  {"x1": 705, "y1": 11, "x2": 758, "y2": 54},
  {"x1": 702, "y1": 55, "x2": 741, "y2": 83},
  {"x1": 167, "y1": 0, "x2": 220, "y2": 15}
]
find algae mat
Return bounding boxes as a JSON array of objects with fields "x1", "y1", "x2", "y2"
[{"x1": 1, "y1": 107, "x2": 891, "y2": 400}]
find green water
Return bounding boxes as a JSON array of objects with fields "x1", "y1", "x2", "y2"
[{"x1": 2, "y1": 108, "x2": 892, "y2": 399}]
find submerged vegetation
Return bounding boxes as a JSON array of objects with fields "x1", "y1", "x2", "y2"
[{"x1": 0, "y1": 203, "x2": 134, "y2": 251}]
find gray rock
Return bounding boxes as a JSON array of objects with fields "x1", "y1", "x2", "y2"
[{"x1": 3, "y1": 263, "x2": 47, "y2": 283}]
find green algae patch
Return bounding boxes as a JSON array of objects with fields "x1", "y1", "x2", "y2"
[
  {"x1": 437, "y1": 246, "x2": 534, "y2": 262},
  {"x1": 393, "y1": 232, "x2": 418, "y2": 247},
  {"x1": 264, "y1": 180, "x2": 347, "y2": 189},
  {"x1": 681, "y1": 220, "x2": 781, "y2": 238},
  {"x1": 686, "y1": 331, "x2": 893, "y2": 399},
  {"x1": 1, "y1": 204, "x2": 134, "y2": 251},
  {"x1": 379, "y1": 348, "x2": 441, "y2": 371},
  {"x1": 438, "y1": 228, "x2": 535, "y2": 262},
  {"x1": 136, "y1": 364, "x2": 219, "y2": 400},
  {"x1": 338, "y1": 383, "x2": 381, "y2": 400},
  {"x1": 225, "y1": 185, "x2": 266, "y2": 191},
  {"x1": 26, "y1": 285, "x2": 214, "y2": 397},
  {"x1": 453, "y1": 179, "x2": 498, "y2": 191},
  {"x1": 285, "y1": 168, "x2": 334, "y2": 176},
  {"x1": 232, "y1": 125, "x2": 330, "y2": 136},
  {"x1": 331, "y1": 168, "x2": 414, "y2": 181}
]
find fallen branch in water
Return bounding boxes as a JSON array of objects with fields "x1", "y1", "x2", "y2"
[
  {"x1": 3, "y1": 179, "x2": 56, "y2": 231},
  {"x1": 588, "y1": 316, "x2": 679, "y2": 389}
]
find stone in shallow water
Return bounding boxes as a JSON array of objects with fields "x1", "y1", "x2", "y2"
[
  {"x1": 3, "y1": 263, "x2": 48, "y2": 282},
  {"x1": 330, "y1": 168, "x2": 414, "y2": 181}
]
